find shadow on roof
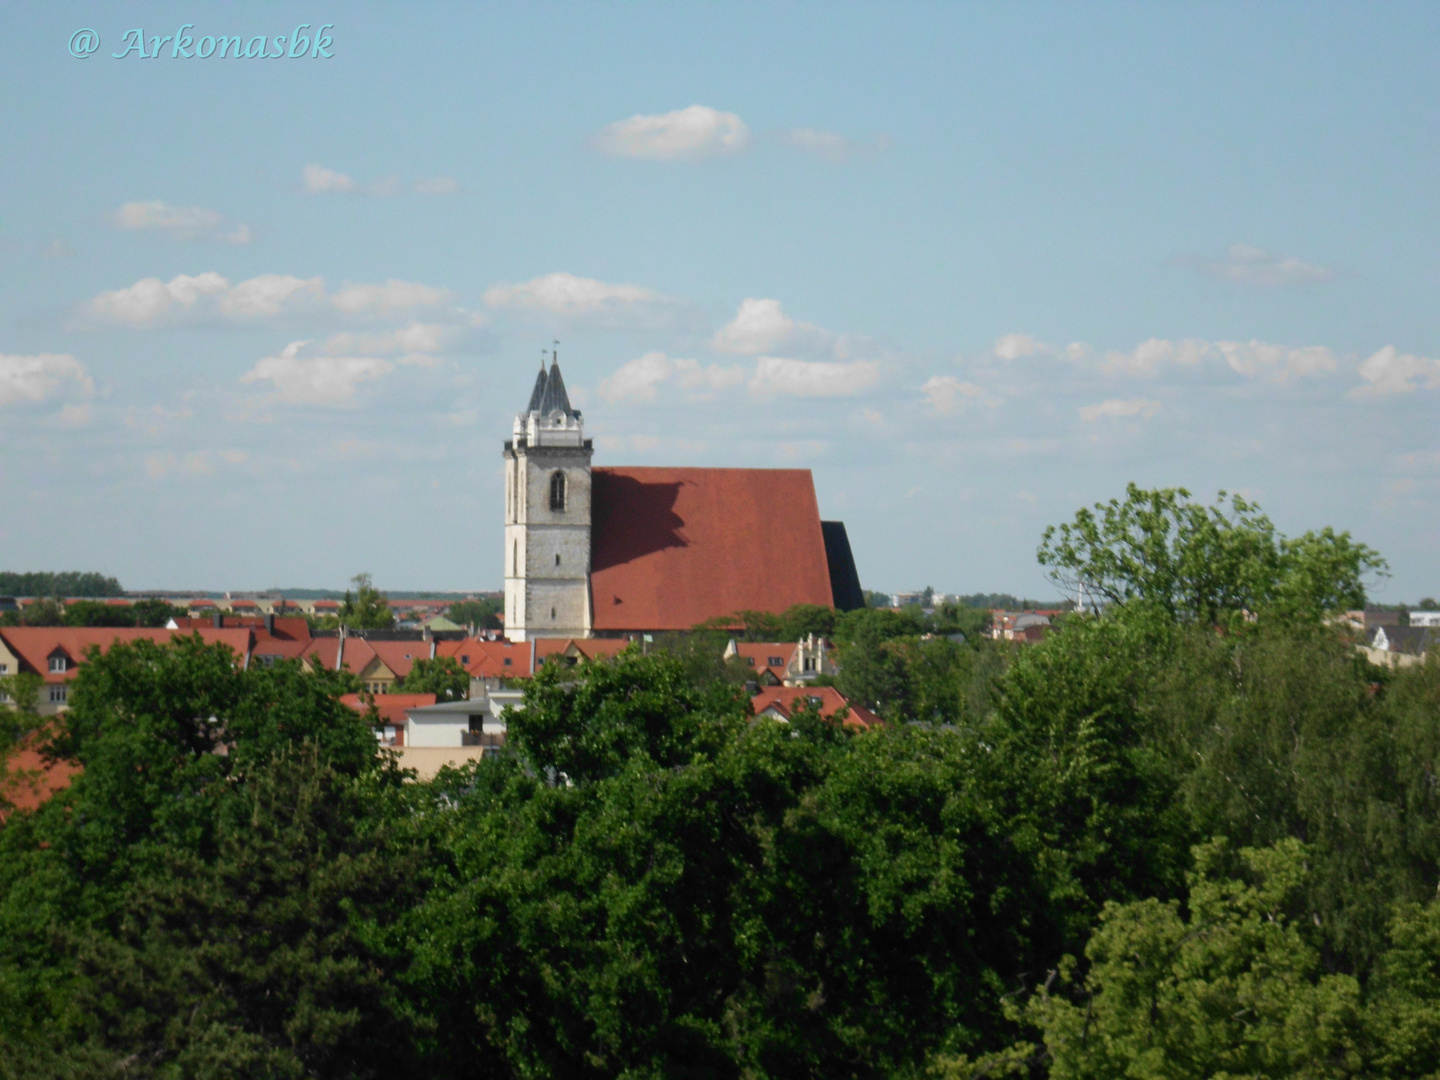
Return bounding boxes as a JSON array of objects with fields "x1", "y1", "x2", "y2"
[{"x1": 591, "y1": 473, "x2": 689, "y2": 571}]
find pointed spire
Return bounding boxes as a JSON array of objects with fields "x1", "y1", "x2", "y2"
[
  {"x1": 525, "y1": 352, "x2": 548, "y2": 413},
  {"x1": 539, "y1": 358, "x2": 574, "y2": 417}
]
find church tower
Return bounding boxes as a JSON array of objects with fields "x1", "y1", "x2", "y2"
[{"x1": 503, "y1": 356, "x2": 593, "y2": 641}]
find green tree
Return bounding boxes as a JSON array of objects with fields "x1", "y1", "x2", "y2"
[
  {"x1": 1037, "y1": 482, "x2": 1387, "y2": 626},
  {"x1": 338, "y1": 573, "x2": 394, "y2": 630},
  {"x1": 60, "y1": 600, "x2": 136, "y2": 627},
  {"x1": 17, "y1": 598, "x2": 62, "y2": 627},
  {"x1": 446, "y1": 596, "x2": 503, "y2": 630},
  {"x1": 398, "y1": 656, "x2": 470, "y2": 700}
]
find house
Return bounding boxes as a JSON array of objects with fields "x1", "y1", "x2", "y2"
[
  {"x1": 534, "y1": 637, "x2": 631, "y2": 667},
  {"x1": 501, "y1": 357, "x2": 865, "y2": 641},
  {"x1": 1370, "y1": 625, "x2": 1438, "y2": 659},
  {"x1": 435, "y1": 636, "x2": 533, "y2": 681},
  {"x1": 1410, "y1": 611, "x2": 1440, "y2": 628},
  {"x1": 397, "y1": 686, "x2": 525, "y2": 779},
  {"x1": 0, "y1": 627, "x2": 254, "y2": 715},
  {"x1": 338, "y1": 692, "x2": 436, "y2": 746},
  {"x1": 723, "y1": 635, "x2": 835, "y2": 686},
  {"x1": 749, "y1": 685, "x2": 880, "y2": 728},
  {"x1": 991, "y1": 610, "x2": 1062, "y2": 643}
]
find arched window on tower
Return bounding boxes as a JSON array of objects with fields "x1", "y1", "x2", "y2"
[{"x1": 549, "y1": 470, "x2": 566, "y2": 512}]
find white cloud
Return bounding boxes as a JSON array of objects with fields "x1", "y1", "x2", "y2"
[
  {"x1": 302, "y1": 164, "x2": 359, "y2": 194},
  {"x1": 921, "y1": 375, "x2": 987, "y2": 414},
  {"x1": 331, "y1": 280, "x2": 453, "y2": 315},
  {"x1": 412, "y1": 175, "x2": 460, "y2": 195},
  {"x1": 316, "y1": 320, "x2": 480, "y2": 364},
  {"x1": 114, "y1": 200, "x2": 253, "y2": 244},
  {"x1": 599, "y1": 352, "x2": 673, "y2": 403},
  {"x1": 217, "y1": 274, "x2": 326, "y2": 319},
  {"x1": 240, "y1": 341, "x2": 393, "y2": 406},
  {"x1": 0, "y1": 353, "x2": 93, "y2": 408},
  {"x1": 83, "y1": 273, "x2": 450, "y2": 328},
  {"x1": 1351, "y1": 346, "x2": 1440, "y2": 397},
  {"x1": 87, "y1": 272, "x2": 230, "y2": 326},
  {"x1": 55, "y1": 402, "x2": 94, "y2": 427},
  {"x1": 1101, "y1": 337, "x2": 1207, "y2": 376},
  {"x1": 1212, "y1": 341, "x2": 1336, "y2": 381},
  {"x1": 1100, "y1": 337, "x2": 1333, "y2": 383},
  {"x1": 779, "y1": 128, "x2": 890, "y2": 164},
  {"x1": 483, "y1": 271, "x2": 679, "y2": 327},
  {"x1": 1079, "y1": 398, "x2": 1161, "y2": 422},
  {"x1": 711, "y1": 297, "x2": 832, "y2": 355},
  {"x1": 1176, "y1": 243, "x2": 1335, "y2": 287},
  {"x1": 590, "y1": 105, "x2": 751, "y2": 161},
  {"x1": 993, "y1": 332, "x2": 1045, "y2": 361},
  {"x1": 598, "y1": 352, "x2": 746, "y2": 403},
  {"x1": 749, "y1": 356, "x2": 880, "y2": 397}
]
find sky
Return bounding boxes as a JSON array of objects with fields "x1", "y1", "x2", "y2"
[{"x1": 2, "y1": 2, "x2": 1438, "y2": 599}]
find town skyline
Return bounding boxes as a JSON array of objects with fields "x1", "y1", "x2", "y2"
[{"x1": 3, "y1": 5, "x2": 1437, "y2": 598}]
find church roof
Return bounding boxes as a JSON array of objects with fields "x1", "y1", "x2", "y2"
[
  {"x1": 589, "y1": 467, "x2": 835, "y2": 632},
  {"x1": 538, "y1": 361, "x2": 574, "y2": 417},
  {"x1": 525, "y1": 364, "x2": 547, "y2": 413}
]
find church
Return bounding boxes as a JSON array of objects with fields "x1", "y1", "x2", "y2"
[{"x1": 502, "y1": 357, "x2": 864, "y2": 641}]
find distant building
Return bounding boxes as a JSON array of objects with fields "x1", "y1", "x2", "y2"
[
  {"x1": 724, "y1": 635, "x2": 835, "y2": 686},
  {"x1": 749, "y1": 686, "x2": 880, "y2": 728}
]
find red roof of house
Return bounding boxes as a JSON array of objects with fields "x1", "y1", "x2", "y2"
[
  {"x1": 172, "y1": 615, "x2": 310, "y2": 641},
  {"x1": 1, "y1": 738, "x2": 80, "y2": 819},
  {"x1": 750, "y1": 686, "x2": 879, "y2": 728},
  {"x1": 730, "y1": 641, "x2": 798, "y2": 681},
  {"x1": 534, "y1": 637, "x2": 631, "y2": 664},
  {"x1": 339, "y1": 692, "x2": 436, "y2": 726},
  {"x1": 0, "y1": 627, "x2": 254, "y2": 683},
  {"x1": 435, "y1": 637, "x2": 532, "y2": 678},
  {"x1": 589, "y1": 467, "x2": 834, "y2": 632}
]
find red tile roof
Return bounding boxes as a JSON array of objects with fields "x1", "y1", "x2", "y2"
[
  {"x1": 589, "y1": 467, "x2": 834, "y2": 632},
  {"x1": 0, "y1": 627, "x2": 254, "y2": 683},
  {"x1": 731, "y1": 641, "x2": 798, "y2": 681},
  {"x1": 534, "y1": 637, "x2": 631, "y2": 664},
  {"x1": 172, "y1": 615, "x2": 310, "y2": 641},
  {"x1": 339, "y1": 692, "x2": 435, "y2": 727},
  {"x1": 1, "y1": 737, "x2": 80, "y2": 818},
  {"x1": 435, "y1": 637, "x2": 532, "y2": 678},
  {"x1": 750, "y1": 686, "x2": 879, "y2": 728}
]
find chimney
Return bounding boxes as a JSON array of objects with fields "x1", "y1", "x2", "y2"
[
  {"x1": 335, "y1": 624, "x2": 346, "y2": 672},
  {"x1": 213, "y1": 613, "x2": 223, "y2": 629},
  {"x1": 264, "y1": 613, "x2": 275, "y2": 636}
]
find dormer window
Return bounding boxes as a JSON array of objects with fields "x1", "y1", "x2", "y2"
[
  {"x1": 767, "y1": 656, "x2": 784, "y2": 668},
  {"x1": 549, "y1": 470, "x2": 566, "y2": 512},
  {"x1": 49, "y1": 653, "x2": 69, "y2": 673}
]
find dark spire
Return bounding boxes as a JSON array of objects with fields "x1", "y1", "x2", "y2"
[
  {"x1": 539, "y1": 359, "x2": 574, "y2": 417},
  {"x1": 525, "y1": 354, "x2": 548, "y2": 413}
]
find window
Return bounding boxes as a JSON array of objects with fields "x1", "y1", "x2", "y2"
[
  {"x1": 0, "y1": 663, "x2": 6, "y2": 674},
  {"x1": 767, "y1": 656, "x2": 784, "y2": 667},
  {"x1": 513, "y1": 540, "x2": 518, "y2": 574},
  {"x1": 549, "y1": 470, "x2": 566, "y2": 511},
  {"x1": 461, "y1": 655, "x2": 470, "y2": 664},
  {"x1": 49, "y1": 685, "x2": 67, "y2": 704},
  {"x1": 503, "y1": 657, "x2": 512, "y2": 667},
  {"x1": 808, "y1": 696, "x2": 823, "y2": 708},
  {"x1": 555, "y1": 553, "x2": 561, "y2": 566},
  {"x1": 803, "y1": 658, "x2": 815, "y2": 672},
  {"x1": 49, "y1": 654, "x2": 68, "y2": 673},
  {"x1": 551, "y1": 607, "x2": 557, "y2": 620},
  {"x1": 745, "y1": 656, "x2": 755, "y2": 666}
]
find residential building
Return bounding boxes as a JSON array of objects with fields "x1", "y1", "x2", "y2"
[
  {"x1": 723, "y1": 635, "x2": 835, "y2": 686},
  {"x1": 338, "y1": 692, "x2": 436, "y2": 746},
  {"x1": 749, "y1": 685, "x2": 880, "y2": 728}
]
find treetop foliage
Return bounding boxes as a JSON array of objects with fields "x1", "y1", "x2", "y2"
[
  {"x1": 1037, "y1": 482, "x2": 1388, "y2": 625},
  {"x1": 0, "y1": 572, "x2": 124, "y2": 598}
]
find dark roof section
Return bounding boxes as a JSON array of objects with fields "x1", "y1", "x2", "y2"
[
  {"x1": 821, "y1": 521, "x2": 865, "y2": 612},
  {"x1": 1376, "y1": 626, "x2": 1439, "y2": 656},
  {"x1": 538, "y1": 360, "x2": 574, "y2": 417},
  {"x1": 590, "y1": 466, "x2": 834, "y2": 631},
  {"x1": 525, "y1": 363, "x2": 548, "y2": 413}
]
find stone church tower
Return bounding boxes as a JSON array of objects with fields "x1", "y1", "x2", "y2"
[{"x1": 503, "y1": 357, "x2": 593, "y2": 641}]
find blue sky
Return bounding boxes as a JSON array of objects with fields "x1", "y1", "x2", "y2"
[{"x1": 2, "y1": 2, "x2": 1438, "y2": 599}]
